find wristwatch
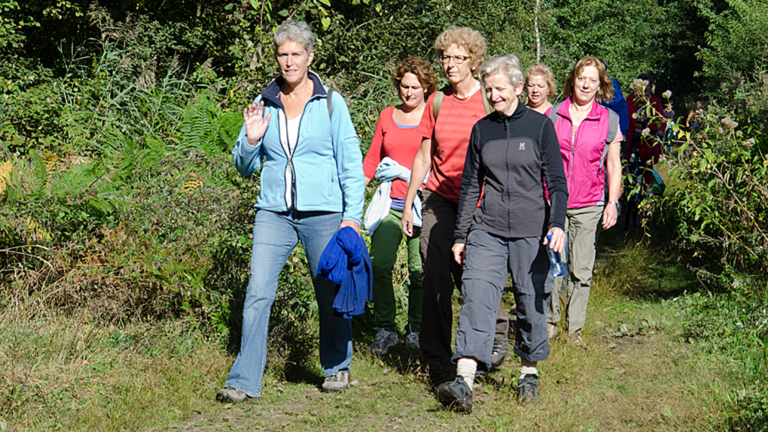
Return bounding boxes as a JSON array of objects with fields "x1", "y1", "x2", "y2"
[{"x1": 608, "y1": 201, "x2": 621, "y2": 216}]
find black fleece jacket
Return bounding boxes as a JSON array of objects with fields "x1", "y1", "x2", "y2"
[{"x1": 454, "y1": 102, "x2": 568, "y2": 242}]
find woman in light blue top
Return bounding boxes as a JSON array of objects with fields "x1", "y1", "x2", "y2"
[{"x1": 217, "y1": 19, "x2": 365, "y2": 403}]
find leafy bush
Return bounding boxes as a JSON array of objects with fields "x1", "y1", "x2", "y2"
[
  {"x1": 663, "y1": 70, "x2": 768, "y2": 430},
  {"x1": 695, "y1": 0, "x2": 768, "y2": 88},
  {"x1": 668, "y1": 72, "x2": 768, "y2": 277}
]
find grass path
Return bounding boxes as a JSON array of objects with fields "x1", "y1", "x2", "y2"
[
  {"x1": 170, "y1": 229, "x2": 731, "y2": 431},
  {"x1": 2, "y1": 229, "x2": 733, "y2": 431}
]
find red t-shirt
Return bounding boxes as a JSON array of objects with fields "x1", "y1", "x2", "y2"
[
  {"x1": 418, "y1": 88, "x2": 486, "y2": 204},
  {"x1": 363, "y1": 106, "x2": 423, "y2": 199}
]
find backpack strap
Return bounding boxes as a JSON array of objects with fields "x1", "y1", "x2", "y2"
[
  {"x1": 433, "y1": 84, "x2": 492, "y2": 119},
  {"x1": 432, "y1": 91, "x2": 443, "y2": 119},
  {"x1": 480, "y1": 86, "x2": 493, "y2": 115},
  {"x1": 327, "y1": 88, "x2": 334, "y2": 119},
  {"x1": 597, "y1": 108, "x2": 622, "y2": 178},
  {"x1": 606, "y1": 108, "x2": 620, "y2": 143},
  {"x1": 432, "y1": 85, "x2": 451, "y2": 120},
  {"x1": 547, "y1": 101, "x2": 564, "y2": 125}
]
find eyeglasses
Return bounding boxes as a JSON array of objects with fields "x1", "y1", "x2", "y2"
[{"x1": 440, "y1": 55, "x2": 469, "y2": 64}]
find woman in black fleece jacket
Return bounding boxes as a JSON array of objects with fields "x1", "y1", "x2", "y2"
[{"x1": 435, "y1": 54, "x2": 568, "y2": 413}]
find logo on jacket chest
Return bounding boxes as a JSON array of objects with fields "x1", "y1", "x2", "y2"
[{"x1": 519, "y1": 142, "x2": 526, "y2": 150}]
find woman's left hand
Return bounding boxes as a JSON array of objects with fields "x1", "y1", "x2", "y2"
[
  {"x1": 543, "y1": 227, "x2": 566, "y2": 254},
  {"x1": 339, "y1": 220, "x2": 361, "y2": 235},
  {"x1": 602, "y1": 204, "x2": 618, "y2": 229},
  {"x1": 452, "y1": 243, "x2": 466, "y2": 265}
]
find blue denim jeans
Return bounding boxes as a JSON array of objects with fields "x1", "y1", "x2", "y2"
[{"x1": 225, "y1": 209, "x2": 352, "y2": 397}]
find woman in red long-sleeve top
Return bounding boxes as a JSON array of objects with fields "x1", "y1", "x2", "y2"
[{"x1": 363, "y1": 57, "x2": 437, "y2": 355}]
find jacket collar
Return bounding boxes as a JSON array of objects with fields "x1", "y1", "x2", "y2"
[
  {"x1": 556, "y1": 97, "x2": 604, "y2": 122},
  {"x1": 261, "y1": 70, "x2": 328, "y2": 108},
  {"x1": 490, "y1": 100, "x2": 527, "y2": 123}
]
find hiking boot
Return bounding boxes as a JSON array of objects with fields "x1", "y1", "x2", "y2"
[
  {"x1": 215, "y1": 387, "x2": 254, "y2": 403},
  {"x1": 490, "y1": 338, "x2": 509, "y2": 369},
  {"x1": 405, "y1": 331, "x2": 420, "y2": 350},
  {"x1": 370, "y1": 328, "x2": 399, "y2": 355},
  {"x1": 548, "y1": 323, "x2": 559, "y2": 340},
  {"x1": 517, "y1": 374, "x2": 540, "y2": 404},
  {"x1": 436, "y1": 377, "x2": 473, "y2": 413},
  {"x1": 321, "y1": 371, "x2": 350, "y2": 392},
  {"x1": 568, "y1": 331, "x2": 587, "y2": 349}
]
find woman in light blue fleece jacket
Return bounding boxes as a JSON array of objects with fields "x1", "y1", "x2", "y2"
[{"x1": 217, "y1": 19, "x2": 364, "y2": 403}]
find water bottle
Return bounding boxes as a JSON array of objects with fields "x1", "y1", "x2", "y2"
[{"x1": 546, "y1": 234, "x2": 566, "y2": 278}]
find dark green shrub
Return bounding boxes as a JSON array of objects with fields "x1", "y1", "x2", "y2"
[{"x1": 665, "y1": 70, "x2": 768, "y2": 430}]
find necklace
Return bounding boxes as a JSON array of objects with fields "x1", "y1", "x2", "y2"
[{"x1": 454, "y1": 82, "x2": 481, "y2": 100}]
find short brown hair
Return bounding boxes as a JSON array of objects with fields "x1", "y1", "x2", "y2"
[
  {"x1": 563, "y1": 56, "x2": 614, "y2": 103},
  {"x1": 525, "y1": 63, "x2": 557, "y2": 98},
  {"x1": 391, "y1": 56, "x2": 438, "y2": 96},
  {"x1": 434, "y1": 26, "x2": 486, "y2": 69}
]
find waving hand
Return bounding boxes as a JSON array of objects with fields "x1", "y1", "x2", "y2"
[{"x1": 243, "y1": 100, "x2": 272, "y2": 146}]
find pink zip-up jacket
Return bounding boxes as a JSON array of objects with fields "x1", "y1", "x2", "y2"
[{"x1": 550, "y1": 98, "x2": 621, "y2": 209}]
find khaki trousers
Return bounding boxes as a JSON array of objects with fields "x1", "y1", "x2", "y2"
[{"x1": 546, "y1": 206, "x2": 603, "y2": 335}]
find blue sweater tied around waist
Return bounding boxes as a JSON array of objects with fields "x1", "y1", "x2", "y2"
[{"x1": 317, "y1": 227, "x2": 372, "y2": 319}]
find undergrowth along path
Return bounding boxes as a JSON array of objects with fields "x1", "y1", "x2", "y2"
[{"x1": 1, "y1": 227, "x2": 733, "y2": 431}]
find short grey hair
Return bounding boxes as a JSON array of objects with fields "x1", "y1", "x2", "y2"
[
  {"x1": 477, "y1": 54, "x2": 525, "y2": 89},
  {"x1": 274, "y1": 20, "x2": 315, "y2": 54}
]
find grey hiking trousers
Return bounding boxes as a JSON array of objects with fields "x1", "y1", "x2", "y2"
[
  {"x1": 452, "y1": 229, "x2": 551, "y2": 371},
  {"x1": 419, "y1": 190, "x2": 509, "y2": 371}
]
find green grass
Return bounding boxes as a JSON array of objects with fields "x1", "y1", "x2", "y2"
[
  {"x1": 0, "y1": 310, "x2": 231, "y2": 430},
  {"x1": 1, "y1": 225, "x2": 737, "y2": 431}
]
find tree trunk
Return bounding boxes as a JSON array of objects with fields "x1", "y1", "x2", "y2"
[{"x1": 535, "y1": 0, "x2": 541, "y2": 63}]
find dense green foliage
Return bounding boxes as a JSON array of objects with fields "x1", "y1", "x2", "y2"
[
  {"x1": 661, "y1": 72, "x2": 768, "y2": 430},
  {"x1": 696, "y1": 0, "x2": 768, "y2": 89},
  {"x1": 1, "y1": 0, "x2": 767, "y2": 428}
]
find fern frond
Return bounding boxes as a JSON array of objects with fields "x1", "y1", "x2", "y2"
[
  {"x1": 0, "y1": 160, "x2": 12, "y2": 196},
  {"x1": 43, "y1": 151, "x2": 63, "y2": 174},
  {"x1": 23, "y1": 216, "x2": 52, "y2": 243},
  {"x1": 180, "y1": 92, "x2": 217, "y2": 151},
  {"x1": 215, "y1": 111, "x2": 245, "y2": 151},
  {"x1": 183, "y1": 172, "x2": 203, "y2": 194},
  {"x1": 31, "y1": 153, "x2": 49, "y2": 197}
]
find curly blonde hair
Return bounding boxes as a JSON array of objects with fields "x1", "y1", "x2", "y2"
[
  {"x1": 434, "y1": 26, "x2": 486, "y2": 69},
  {"x1": 525, "y1": 63, "x2": 557, "y2": 98},
  {"x1": 391, "y1": 56, "x2": 438, "y2": 96},
  {"x1": 563, "y1": 56, "x2": 614, "y2": 103}
]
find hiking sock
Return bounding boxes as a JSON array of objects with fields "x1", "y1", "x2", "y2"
[
  {"x1": 456, "y1": 358, "x2": 477, "y2": 391},
  {"x1": 520, "y1": 365, "x2": 538, "y2": 379}
]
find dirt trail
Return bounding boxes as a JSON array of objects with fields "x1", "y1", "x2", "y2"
[{"x1": 168, "y1": 231, "x2": 728, "y2": 431}]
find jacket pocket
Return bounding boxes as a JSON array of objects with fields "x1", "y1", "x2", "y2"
[
  {"x1": 259, "y1": 162, "x2": 286, "y2": 209},
  {"x1": 296, "y1": 162, "x2": 342, "y2": 210}
]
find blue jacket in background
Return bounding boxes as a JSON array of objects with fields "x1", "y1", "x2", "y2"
[
  {"x1": 232, "y1": 71, "x2": 365, "y2": 224},
  {"x1": 602, "y1": 78, "x2": 629, "y2": 137}
]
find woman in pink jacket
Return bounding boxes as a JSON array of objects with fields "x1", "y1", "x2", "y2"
[{"x1": 546, "y1": 57, "x2": 623, "y2": 347}]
